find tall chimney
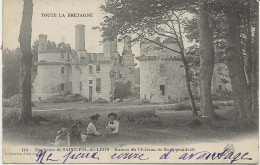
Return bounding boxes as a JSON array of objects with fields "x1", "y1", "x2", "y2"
[
  {"x1": 75, "y1": 24, "x2": 85, "y2": 51},
  {"x1": 38, "y1": 34, "x2": 47, "y2": 53}
]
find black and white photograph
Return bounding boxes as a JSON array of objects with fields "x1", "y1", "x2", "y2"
[{"x1": 2, "y1": 0, "x2": 259, "y2": 163}]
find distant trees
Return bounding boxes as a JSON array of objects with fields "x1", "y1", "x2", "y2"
[{"x1": 2, "y1": 48, "x2": 21, "y2": 98}]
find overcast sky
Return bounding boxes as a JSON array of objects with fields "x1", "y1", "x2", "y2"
[{"x1": 3, "y1": 0, "x2": 141, "y2": 58}]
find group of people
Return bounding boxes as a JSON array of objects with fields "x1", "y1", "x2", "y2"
[{"x1": 54, "y1": 112, "x2": 119, "y2": 147}]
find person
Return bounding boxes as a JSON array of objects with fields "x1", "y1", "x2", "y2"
[
  {"x1": 55, "y1": 127, "x2": 70, "y2": 147},
  {"x1": 106, "y1": 112, "x2": 119, "y2": 136},
  {"x1": 70, "y1": 123, "x2": 81, "y2": 146},
  {"x1": 86, "y1": 114, "x2": 101, "y2": 138}
]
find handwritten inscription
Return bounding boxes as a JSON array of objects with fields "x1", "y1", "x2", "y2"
[
  {"x1": 159, "y1": 149, "x2": 252, "y2": 164},
  {"x1": 35, "y1": 148, "x2": 252, "y2": 164}
]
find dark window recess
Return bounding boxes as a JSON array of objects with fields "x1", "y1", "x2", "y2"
[
  {"x1": 79, "y1": 81, "x2": 82, "y2": 91},
  {"x1": 96, "y1": 65, "x2": 101, "y2": 72},
  {"x1": 61, "y1": 83, "x2": 65, "y2": 91},
  {"x1": 160, "y1": 85, "x2": 165, "y2": 96},
  {"x1": 80, "y1": 57, "x2": 85, "y2": 62},
  {"x1": 96, "y1": 78, "x2": 101, "y2": 93},
  {"x1": 61, "y1": 67, "x2": 65, "y2": 74},
  {"x1": 89, "y1": 80, "x2": 93, "y2": 84},
  {"x1": 89, "y1": 65, "x2": 93, "y2": 74}
]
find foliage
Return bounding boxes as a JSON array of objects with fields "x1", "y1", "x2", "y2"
[
  {"x1": 2, "y1": 94, "x2": 35, "y2": 108},
  {"x1": 93, "y1": 98, "x2": 109, "y2": 103},
  {"x1": 2, "y1": 48, "x2": 21, "y2": 99},
  {"x1": 114, "y1": 81, "x2": 132, "y2": 100},
  {"x1": 42, "y1": 93, "x2": 88, "y2": 103},
  {"x1": 118, "y1": 110, "x2": 157, "y2": 122},
  {"x1": 3, "y1": 109, "x2": 20, "y2": 128}
]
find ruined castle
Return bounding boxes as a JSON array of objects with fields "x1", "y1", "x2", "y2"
[
  {"x1": 32, "y1": 24, "x2": 231, "y2": 103},
  {"x1": 32, "y1": 24, "x2": 136, "y2": 102}
]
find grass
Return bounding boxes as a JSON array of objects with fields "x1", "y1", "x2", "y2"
[{"x1": 3, "y1": 100, "x2": 257, "y2": 147}]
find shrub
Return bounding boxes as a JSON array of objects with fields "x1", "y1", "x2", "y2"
[
  {"x1": 114, "y1": 81, "x2": 132, "y2": 101},
  {"x1": 3, "y1": 109, "x2": 20, "y2": 127},
  {"x1": 141, "y1": 99, "x2": 150, "y2": 104},
  {"x1": 43, "y1": 93, "x2": 88, "y2": 103},
  {"x1": 93, "y1": 98, "x2": 109, "y2": 103},
  {"x1": 118, "y1": 110, "x2": 157, "y2": 122}
]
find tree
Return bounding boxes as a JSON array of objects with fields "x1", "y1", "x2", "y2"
[
  {"x1": 223, "y1": 0, "x2": 254, "y2": 126},
  {"x1": 18, "y1": 0, "x2": 33, "y2": 124},
  {"x1": 198, "y1": 0, "x2": 217, "y2": 118},
  {"x1": 2, "y1": 48, "x2": 21, "y2": 98},
  {"x1": 100, "y1": 0, "x2": 199, "y2": 115}
]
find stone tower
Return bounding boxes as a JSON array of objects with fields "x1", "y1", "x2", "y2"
[
  {"x1": 75, "y1": 24, "x2": 85, "y2": 51},
  {"x1": 120, "y1": 35, "x2": 136, "y2": 92},
  {"x1": 122, "y1": 35, "x2": 134, "y2": 64},
  {"x1": 38, "y1": 34, "x2": 47, "y2": 53}
]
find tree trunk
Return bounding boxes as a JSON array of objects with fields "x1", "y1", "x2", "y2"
[
  {"x1": 244, "y1": 1, "x2": 252, "y2": 113},
  {"x1": 224, "y1": 1, "x2": 254, "y2": 125},
  {"x1": 198, "y1": 0, "x2": 216, "y2": 119},
  {"x1": 245, "y1": 1, "x2": 252, "y2": 85},
  {"x1": 251, "y1": 24, "x2": 258, "y2": 116},
  {"x1": 18, "y1": 0, "x2": 33, "y2": 124},
  {"x1": 181, "y1": 52, "x2": 198, "y2": 116}
]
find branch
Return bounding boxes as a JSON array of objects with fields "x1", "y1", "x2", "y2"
[{"x1": 133, "y1": 31, "x2": 181, "y2": 54}]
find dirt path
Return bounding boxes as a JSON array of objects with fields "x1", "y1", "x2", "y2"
[{"x1": 33, "y1": 103, "x2": 176, "y2": 112}]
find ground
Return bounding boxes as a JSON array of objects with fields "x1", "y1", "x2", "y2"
[{"x1": 3, "y1": 98, "x2": 258, "y2": 147}]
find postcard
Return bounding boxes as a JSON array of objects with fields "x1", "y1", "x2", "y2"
[{"x1": 2, "y1": 0, "x2": 259, "y2": 164}]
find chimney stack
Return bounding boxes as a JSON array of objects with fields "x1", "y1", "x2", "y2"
[
  {"x1": 38, "y1": 34, "x2": 47, "y2": 53},
  {"x1": 75, "y1": 24, "x2": 85, "y2": 51}
]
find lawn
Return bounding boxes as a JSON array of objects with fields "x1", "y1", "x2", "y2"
[{"x1": 3, "y1": 100, "x2": 258, "y2": 148}]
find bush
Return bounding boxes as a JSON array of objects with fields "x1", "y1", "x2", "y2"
[
  {"x1": 114, "y1": 81, "x2": 132, "y2": 101},
  {"x1": 93, "y1": 98, "x2": 109, "y2": 103},
  {"x1": 3, "y1": 109, "x2": 20, "y2": 127},
  {"x1": 118, "y1": 110, "x2": 157, "y2": 122},
  {"x1": 43, "y1": 93, "x2": 88, "y2": 103},
  {"x1": 3, "y1": 94, "x2": 20, "y2": 108},
  {"x1": 141, "y1": 99, "x2": 150, "y2": 104}
]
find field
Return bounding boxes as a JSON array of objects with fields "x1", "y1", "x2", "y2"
[{"x1": 3, "y1": 99, "x2": 258, "y2": 147}]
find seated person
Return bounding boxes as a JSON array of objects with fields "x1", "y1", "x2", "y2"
[
  {"x1": 86, "y1": 114, "x2": 101, "y2": 138},
  {"x1": 55, "y1": 127, "x2": 70, "y2": 147},
  {"x1": 106, "y1": 112, "x2": 119, "y2": 135},
  {"x1": 70, "y1": 123, "x2": 81, "y2": 146}
]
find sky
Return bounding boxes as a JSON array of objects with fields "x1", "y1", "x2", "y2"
[{"x1": 3, "y1": 0, "x2": 141, "y2": 57}]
